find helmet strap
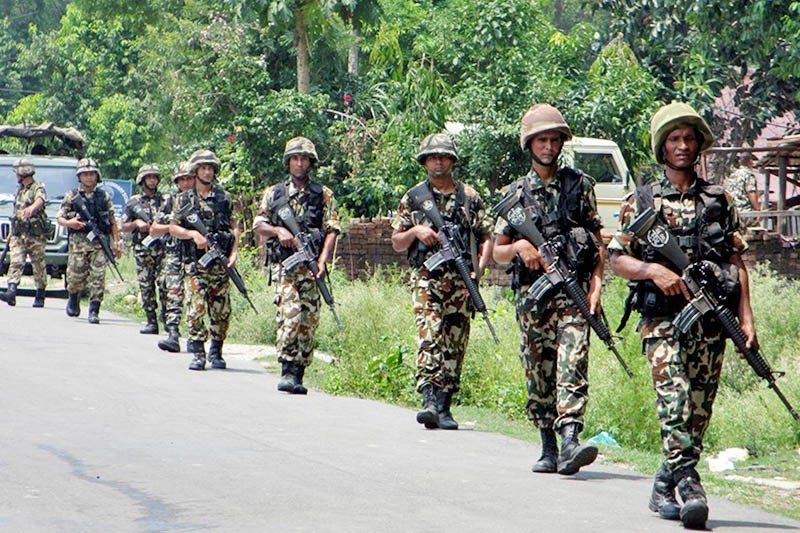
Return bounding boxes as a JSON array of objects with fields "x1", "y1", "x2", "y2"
[{"x1": 196, "y1": 175, "x2": 213, "y2": 186}]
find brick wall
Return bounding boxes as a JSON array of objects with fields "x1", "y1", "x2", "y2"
[{"x1": 334, "y1": 217, "x2": 800, "y2": 282}]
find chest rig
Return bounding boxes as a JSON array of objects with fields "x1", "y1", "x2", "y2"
[{"x1": 266, "y1": 181, "x2": 325, "y2": 263}]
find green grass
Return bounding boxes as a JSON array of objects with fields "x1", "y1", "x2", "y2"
[{"x1": 105, "y1": 253, "x2": 800, "y2": 521}]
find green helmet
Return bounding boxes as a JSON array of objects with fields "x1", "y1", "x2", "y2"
[
  {"x1": 416, "y1": 133, "x2": 459, "y2": 165},
  {"x1": 76, "y1": 158, "x2": 102, "y2": 182},
  {"x1": 136, "y1": 164, "x2": 161, "y2": 186},
  {"x1": 13, "y1": 158, "x2": 35, "y2": 177},
  {"x1": 173, "y1": 161, "x2": 194, "y2": 184},
  {"x1": 650, "y1": 102, "x2": 714, "y2": 164},
  {"x1": 188, "y1": 149, "x2": 221, "y2": 173},
  {"x1": 282, "y1": 136, "x2": 318, "y2": 166},
  {"x1": 519, "y1": 103, "x2": 572, "y2": 151}
]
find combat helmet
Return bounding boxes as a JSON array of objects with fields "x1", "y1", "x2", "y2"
[
  {"x1": 173, "y1": 161, "x2": 194, "y2": 183},
  {"x1": 188, "y1": 149, "x2": 221, "y2": 173},
  {"x1": 12, "y1": 158, "x2": 35, "y2": 177},
  {"x1": 76, "y1": 158, "x2": 102, "y2": 181},
  {"x1": 519, "y1": 103, "x2": 573, "y2": 151},
  {"x1": 282, "y1": 136, "x2": 318, "y2": 166},
  {"x1": 416, "y1": 133, "x2": 459, "y2": 165},
  {"x1": 136, "y1": 164, "x2": 161, "y2": 186},
  {"x1": 650, "y1": 102, "x2": 714, "y2": 164}
]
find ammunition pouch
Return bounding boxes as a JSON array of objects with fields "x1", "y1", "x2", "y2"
[
  {"x1": 564, "y1": 227, "x2": 599, "y2": 281},
  {"x1": 621, "y1": 280, "x2": 686, "y2": 327}
]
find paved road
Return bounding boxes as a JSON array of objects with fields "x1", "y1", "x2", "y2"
[{"x1": 1, "y1": 296, "x2": 798, "y2": 532}]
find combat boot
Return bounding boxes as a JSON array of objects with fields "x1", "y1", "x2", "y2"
[
  {"x1": 87, "y1": 301, "x2": 101, "y2": 324},
  {"x1": 648, "y1": 463, "x2": 681, "y2": 520},
  {"x1": 277, "y1": 361, "x2": 297, "y2": 392},
  {"x1": 531, "y1": 428, "x2": 558, "y2": 473},
  {"x1": 291, "y1": 364, "x2": 308, "y2": 395},
  {"x1": 436, "y1": 390, "x2": 458, "y2": 430},
  {"x1": 158, "y1": 326, "x2": 181, "y2": 353},
  {"x1": 416, "y1": 383, "x2": 439, "y2": 429},
  {"x1": 675, "y1": 467, "x2": 708, "y2": 529},
  {"x1": 66, "y1": 292, "x2": 80, "y2": 317},
  {"x1": 140, "y1": 311, "x2": 159, "y2": 334},
  {"x1": 32, "y1": 288, "x2": 45, "y2": 308},
  {"x1": 556, "y1": 423, "x2": 598, "y2": 476},
  {"x1": 0, "y1": 282, "x2": 18, "y2": 306},
  {"x1": 208, "y1": 339, "x2": 227, "y2": 369},
  {"x1": 188, "y1": 340, "x2": 206, "y2": 371}
]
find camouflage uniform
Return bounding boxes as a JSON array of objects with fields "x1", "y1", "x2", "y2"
[
  {"x1": 155, "y1": 193, "x2": 185, "y2": 329},
  {"x1": 58, "y1": 188, "x2": 115, "y2": 302},
  {"x1": 7, "y1": 180, "x2": 49, "y2": 289},
  {"x1": 171, "y1": 185, "x2": 234, "y2": 347},
  {"x1": 724, "y1": 166, "x2": 759, "y2": 227},
  {"x1": 494, "y1": 169, "x2": 601, "y2": 430},
  {"x1": 255, "y1": 179, "x2": 340, "y2": 367},
  {"x1": 122, "y1": 192, "x2": 167, "y2": 320},
  {"x1": 608, "y1": 175, "x2": 744, "y2": 472},
  {"x1": 392, "y1": 181, "x2": 492, "y2": 393}
]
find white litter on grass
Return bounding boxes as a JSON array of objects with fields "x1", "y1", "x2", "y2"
[{"x1": 707, "y1": 447, "x2": 750, "y2": 472}]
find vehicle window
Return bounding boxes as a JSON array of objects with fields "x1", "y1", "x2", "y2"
[
  {"x1": 574, "y1": 153, "x2": 622, "y2": 183},
  {"x1": 0, "y1": 164, "x2": 76, "y2": 201}
]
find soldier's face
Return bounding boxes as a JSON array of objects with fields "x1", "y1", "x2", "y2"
[
  {"x1": 196, "y1": 164, "x2": 215, "y2": 184},
  {"x1": 143, "y1": 175, "x2": 160, "y2": 192},
  {"x1": 176, "y1": 175, "x2": 195, "y2": 192},
  {"x1": 288, "y1": 155, "x2": 311, "y2": 180},
  {"x1": 529, "y1": 131, "x2": 563, "y2": 165},
  {"x1": 663, "y1": 127, "x2": 700, "y2": 168},
  {"x1": 78, "y1": 171, "x2": 98, "y2": 190},
  {"x1": 424, "y1": 154, "x2": 454, "y2": 179}
]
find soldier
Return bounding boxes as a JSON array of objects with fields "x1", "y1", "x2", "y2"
[
  {"x1": 724, "y1": 152, "x2": 761, "y2": 228},
  {"x1": 391, "y1": 133, "x2": 493, "y2": 429},
  {"x1": 57, "y1": 158, "x2": 121, "y2": 324},
  {"x1": 169, "y1": 150, "x2": 239, "y2": 371},
  {"x1": 253, "y1": 137, "x2": 340, "y2": 395},
  {"x1": 0, "y1": 158, "x2": 49, "y2": 307},
  {"x1": 154, "y1": 162, "x2": 195, "y2": 353},
  {"x1": 492, "y1": 104, "x2": 603, "y2": 474},
  {"x1": 121, "y1": 164, "x2": 167, "y2": 334},
  {"x1": 609, "y1": 102, "x2": 756, "y2": 529}
]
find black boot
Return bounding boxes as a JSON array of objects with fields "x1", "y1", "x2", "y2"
[
  {"x1": 436, "y1": 390, "x2": 458, "y2": 430},
  {"x1": 416, "y1": 383, "x2": 439, "y2": 429},
  {"x1": 188, "y1": 340, "x2": 206, "y2": 371},
  {"x1": 648, "y1": 463, "x2": 681, "y2": 520},
  {"x1": 675, "y1": 467, "x2": 708, "y2": 529},
  {"x1": 140, "y1": 311, "x2": 159, "y2": 334},
  {"x1": 208, "y1": 339, "x2": 226, "y2": 369},
  {"x1": 32, "y1": 288, "x2": 45, "y2": 308},
  {"x1": 277, "y1": 361, "x2": 297, "y2": 392},
  {"x1": 87, "y1": 301, "x2": 101, "y2": 324},
  {"x1": 291, "y1": 364, "x2": 308, "y2": 395},
  {"x1": 531, "y1": 428, "x2": 558, "y2": 473},
  {"x1": 556, "y1": 423, "x2": 598, "y2": 476},
  {"x1": 66, "y1": 292, "x2": 80, "y2": 317},
  {"x1": 0, "y1": 282, "x2": 18, "y2": 306},
  {"x1": 158, "y1": 326, "x2": 181, "y2": 352}
]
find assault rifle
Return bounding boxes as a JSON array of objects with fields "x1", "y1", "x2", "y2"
[
  {"x1": 628, "y1": 207, "x2": 799, "y2": 421},
  {"x1": 407, "y1": 186, "x2": 499, "y2": 344},
  {"x1": 130, "y1": 203, "x2": 160, "y2": 248},
  {"x1": 184, "y1": 212, "x2": 258, "y2": 314},
  {"x1": 72, "y1": 193, "x2": 124, "y2": 281},
  {"x1": 275, "y1": 203, "x2": 343, "y2": 330},
  {"x1": 492, "y1": 190, "x2": 634, "y2": 378}
]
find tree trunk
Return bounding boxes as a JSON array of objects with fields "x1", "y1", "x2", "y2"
[
  {"x1": 295, "y1": 8, "x2": 310, "y2": 94},
  {"x1": 347, "y1": 22, "x2": 359, "y2": 76}
]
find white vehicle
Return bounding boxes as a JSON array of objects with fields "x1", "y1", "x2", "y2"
[{"x1": 561, "y1": 136, "x2": 631, "y2": 233}]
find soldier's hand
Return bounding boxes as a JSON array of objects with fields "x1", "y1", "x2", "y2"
[
  {"x1": 588, "y1": 282, "x2": 602, "y2": 315},
  {"x1": 135, "y1": 219, "x2": 150, "y2": 233},
  {"x1": 21, "y1": 206, "x2": 34, "y2": 218},
  {"x1": 415, "y1": 225, "x2": 439, "y2": 247},
  {"x1": 69, "y1": 217, "x2": 86, "y2": 231},
  {"x1": 227, "y1": 249, "x2": 238, "y2": 269},
  {"x1": 514, "y1": 240, "x2": 545, "y2": 270},
  {"x1": 650, "y1": 263, "x2": 690, "y2": 299},
  {"x1": 316, "y1": 258, "x2": 327, "y2": 278},
  {"x1": 740, "y1": 318, "x2": 759, "y2": 352},
  {"x1": 112, "y1": 241, "x2": 122, "y2": 258},
  {"x1": 192, "y1": 231, "x2": 208, "y2": 250},
  {"x1": 276, "y1": 227, "x2": 295, "y2": 248}
]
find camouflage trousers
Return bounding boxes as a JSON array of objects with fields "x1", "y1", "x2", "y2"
[
  {"x1": 67, "y1": 240, "x2": 107, "y2": 302},
  {"x1": 133, "y1": 245, "x2": 166, "y2": 316},
  {"x1": 184, "y1": 261, "x2": 230, "y2": 343},
  {"x1": 159, "y1": 249, "x2": 184, "y2": 327},
  {"x1": 640, "y1": 317, "x2": 725, "y2": 472},
  {"x1": 411, "y1": 269, "x2": 471, "y2": 394},
  {"x1": 274, "y1": 266, "x2": 320, "y2": 367},
  {"x1": 516, "y1": 289, "x2": 590, "y2": 430},
  {"x1": 7, "y1": 233, "x2": 47, "y2": 288}
]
